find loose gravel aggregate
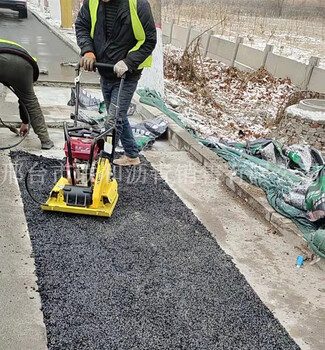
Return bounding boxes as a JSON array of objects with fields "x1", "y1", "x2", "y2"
[{"x1": 11, "y1": 151, "x2": 300, "y2": 350}]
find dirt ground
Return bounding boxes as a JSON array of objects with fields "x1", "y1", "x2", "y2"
[{"x1": 163, "y1": 45, "x2": 297, "y2": 143}]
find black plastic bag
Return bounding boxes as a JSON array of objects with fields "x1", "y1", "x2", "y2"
[{"x1": 67, "y1": 87, "x2": 101, "y2": 110}]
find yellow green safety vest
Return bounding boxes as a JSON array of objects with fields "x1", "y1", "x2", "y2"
[
  {"x1": 89, "y1": 0, "x2": 152, "y2": 69},
  {"x1": 0, "y1": 39, "x2": 37, "y2": 62},
  {"x1": 0, "y1": 38, "x2": 39, "y2": 81}
]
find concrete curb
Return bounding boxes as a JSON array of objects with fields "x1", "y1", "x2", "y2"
[
  {"x1": 35, "y1": 81, "x2": 100, "y2": 88},
  {"x1": 0, "y1": 153, "x2": 48, "y2": 350},
  {"x1": 31, "y1": 8, "x2": 324, "y2": 267}
]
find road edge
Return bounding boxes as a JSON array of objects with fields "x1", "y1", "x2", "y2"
[{"x1": 0, "y1": 153, "x2": 48, "y2": 350}]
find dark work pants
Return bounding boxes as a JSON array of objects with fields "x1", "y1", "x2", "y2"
[
  {"x1": 100, "y1": 77, "x2": 139, "y2": 159},
  {"x1": 0, "y1": 53, "x2": 50, "y2": 142}
]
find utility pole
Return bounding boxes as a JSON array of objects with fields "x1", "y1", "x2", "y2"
[
  {"x1": 60, "y1": 0, "x2": 73, "y2": 28},
  {"x1": 139, "y1": 0, "x2": 164, "y2": 96}
]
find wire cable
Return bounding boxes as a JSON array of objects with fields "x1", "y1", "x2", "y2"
[
  {"x1": 24, "y1": 159, "x2": 65, "y2": 207},
  {"x1": 0, "y1": 84, "x2": 31, "y2": 150}
]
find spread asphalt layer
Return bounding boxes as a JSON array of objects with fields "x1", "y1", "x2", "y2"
[{"x1": 11, "y1": 151, "x2": 300, "y2": 350}]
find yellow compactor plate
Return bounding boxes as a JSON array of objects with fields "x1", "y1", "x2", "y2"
[{"x1": 42, "y1": 158, "x2": 118, "y2": 217}]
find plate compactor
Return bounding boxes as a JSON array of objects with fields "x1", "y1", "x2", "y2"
[{"x1": 41, "y1": 63, "x2": 122, "y2": 217}]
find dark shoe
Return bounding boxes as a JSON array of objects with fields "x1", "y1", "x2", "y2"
[{"x1": 41, "y1": 140, "x2": 54, "y2": 150}]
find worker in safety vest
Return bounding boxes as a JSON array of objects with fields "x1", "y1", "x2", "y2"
[
  {"x1": 75, "y1": 0, "x2": 156, "y2": 166},
  {"x1": 0, "y1": 39, "x2": 54, "y2": 149}
]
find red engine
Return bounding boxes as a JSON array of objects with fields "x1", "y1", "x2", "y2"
[{"x1": 64, "y1": 137, "x2": 99, "y2": 161}]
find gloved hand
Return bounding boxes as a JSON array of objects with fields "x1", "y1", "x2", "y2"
[
  {"x1": 114, "y1": 60, "x2": 128, "y2": 78},
  {"x1": 80, "y1": 52, "x2": 96, "y2": 71}
]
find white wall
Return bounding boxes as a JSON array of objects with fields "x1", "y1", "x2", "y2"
[
  {"x1": 237, "y1": 44, "x2": 264, "y2": 70},
  {"x1": 207, "y1": 36, "x2": 234, "y2": 66},
  {"x1": 308, "y1": 67, "x2": 325, "y2": 93},
  {"x1": 265, "y1": 52, "x2": 308, "y2": 87},
  {"x1": 171, "y1": 25, "x2": 188, "y2": 49}
]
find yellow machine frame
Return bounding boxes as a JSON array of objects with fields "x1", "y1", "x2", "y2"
[{"x1": 42, "y1": 158, "x2": 118, "y2": 217}]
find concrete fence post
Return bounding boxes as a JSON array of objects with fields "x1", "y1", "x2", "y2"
[
  {"x1": 262, "y1": 44, "x2": 273, "y2": 68},
  {"x1": 303, "y1": 56, "x2": 320, "y2": 90},
  {"x1": 168, "y1": 19, "x2": 175, "y2": 44},
  {"x1": 184, "y1": 24, "x2": 193, "y2": 50},
  {"x1": 203, "y1": 30, "x2": 213, "y2": 58},
  {"x1": 231, "y1": 36, "x2": 243, "y2": 67}
]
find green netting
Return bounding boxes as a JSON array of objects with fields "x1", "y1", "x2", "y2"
[
  {"x1": 133, "y1": 133, "x2": 155, "y2": 150},
  {"x1": 137, "y1": 88, "x2": 325, "y2": 258},
  {"x1": 137, "y1": 88, "x2": 186, "y2": 128},
  {"x1": 215, "y1": 147, "x2": 325, "y2": 257}
]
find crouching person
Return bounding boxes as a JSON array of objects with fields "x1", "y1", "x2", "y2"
[{"x1": 0, "y1": 39, "x2": 54, "y2": 149}]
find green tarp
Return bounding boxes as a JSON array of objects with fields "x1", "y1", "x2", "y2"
[{"x1": 137, "y1": 88, "x2": 325, "y2": 258}]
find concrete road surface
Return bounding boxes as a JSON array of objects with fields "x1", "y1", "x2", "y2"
[{"x1": 0, "y1": 8, "x2": 98, "y2": 84}]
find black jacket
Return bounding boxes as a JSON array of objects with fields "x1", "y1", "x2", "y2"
[
  {"x1": 0, "y1": 40, "x2": 39, "y2": 81},
  {"x1": 75, "y1": 0, "x2": 157, "y2": 81}
]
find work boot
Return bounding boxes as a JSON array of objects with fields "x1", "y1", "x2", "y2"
[
  {"x1": 113, "y1": 155, "x2": 140, "y2": 166},
  {"x1": 41, "y1": 140, "x2": 54, "y2": 150}
]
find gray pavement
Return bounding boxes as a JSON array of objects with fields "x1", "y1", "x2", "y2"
[
  {"x1": 1, "y1": 85, "x2": 103, "y2": 125},
  {"x1": 0, "y1": 8, "x2": 98, "y2": 84},
  {"x1": 0, "y1": 153, "x2": 47, "y2": 350}
]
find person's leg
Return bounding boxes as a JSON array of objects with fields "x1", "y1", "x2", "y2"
[
  {"x1": 0, "y1": 54, "x2": 51, "y2": 144},
  {"x1": 100, "y1": 77, "x2": 113, "y2": 127},
  {"x1": 108, "y1": 80, "x2": 139, "y2": 159}
]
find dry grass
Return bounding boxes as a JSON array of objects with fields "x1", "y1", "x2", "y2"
[
  {"x1": 164, "y1": 45, "x2": 296, "y2": 141},
  {"x1": 162, "y1": 1, "x2": 325, "y2": 67},
  {"x1": 164, "y1": 41, "x2": 217, "y2": 107}
]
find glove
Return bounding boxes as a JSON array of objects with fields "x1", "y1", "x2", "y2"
[
  {"x1": 80, "y1": 52, "x2": 96, "y2": 71},
  {"x1": 114, "y1": 60, "x2": 128, "y2": 78}
]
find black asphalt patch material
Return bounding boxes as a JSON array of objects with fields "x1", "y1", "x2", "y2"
[{"x1": 11, "y1": 151, "x2": 300, "y2": 350}]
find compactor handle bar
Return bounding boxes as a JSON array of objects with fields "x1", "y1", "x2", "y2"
[
  {"x1": 94, "y1": 62, "x2": 115, "y2": 70},
  {"x1": 75, "y1": 62, "x2": 115, "y2": 75},
  {"x1": 70, "y1": 62, "x2": 125, "y2": 183},
  {"x1": 73, "y1": 62, "x2": 125, "y2": 127}
]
